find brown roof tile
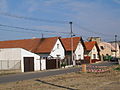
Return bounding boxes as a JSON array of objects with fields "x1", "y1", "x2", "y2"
[
  {"x1": 35, "y1": 37, "x2": 58, "y2": 53},
  {"x1": 61, "y1": 37, "x2": 82, "y2": 51},
  {"x1": 0, "y1": 37, "x2": 58, "y2": 53},
  {"x1": 84, "y1": 41, "x2": 97, "y2": 51}
]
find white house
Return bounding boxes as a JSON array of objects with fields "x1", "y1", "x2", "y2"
[
  {"x1": 0, "y1": 48, "x2": 46, "y2": 72},
  {"x1": 61, "y1": 37, "x2": 85, "y2": 65},
  {"x1": 49, "y1": 39, "x2": 65, "y2": 59},
  {"x1": 74, "y1": 41, "x2": 84, "y2": 60},
  {"x1": 0, "y1": 37, "x2": 65, "y2": 71},
  {"x1": 84, "y1": 41, "x2": 100, "y2": 63},
  {"x1": 36, "y1": 37, "x2": 65, "y2": 59}
]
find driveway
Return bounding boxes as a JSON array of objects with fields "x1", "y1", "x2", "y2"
[{"x1": 0, "y1": 61, "x2": 116, "y2": 84}]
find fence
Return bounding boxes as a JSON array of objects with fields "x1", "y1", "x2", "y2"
[{"x1": 0, "y1": 60, "x2": 21, "y2": 70}]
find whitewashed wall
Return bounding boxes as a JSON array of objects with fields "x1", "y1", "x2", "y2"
[
  {"x1": 21, "y1": 48, "x2": 41, "y2": 72},
  {"x1": 0, "y1": 48, "x2": 21, "y2": 60},
  {"x1": 0, "y1": 48, "x2": 21, "y2": 70},
  {"x1": 0, "y1": 48, "x2": 44, "y2": 72},
  {"x1": 74, "y1": 42, "x2": 84, "y2": 60},
  {"x1": 41, "y1": 59, "x2": 46, "y2": 70},
  {"x1": 50, "y1": 39, "x2": 65, "y2": 59}
]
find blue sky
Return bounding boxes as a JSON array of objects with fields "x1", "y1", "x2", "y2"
[{"x1": 0, "y1": 0, "x2": 120, "y2": 41}]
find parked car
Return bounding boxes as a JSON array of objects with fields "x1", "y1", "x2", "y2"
[{"x1": 110, "y1": 57, "x2": 118, "y2": 62}]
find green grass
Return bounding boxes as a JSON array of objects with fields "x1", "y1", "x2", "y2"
[{"x1": 114, "y1": 66, "x2": 120, "y2": 71}]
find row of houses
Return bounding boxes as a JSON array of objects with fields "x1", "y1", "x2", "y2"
[{"x1": 0, "y1": 37, "x2": 119, "y2": 72}]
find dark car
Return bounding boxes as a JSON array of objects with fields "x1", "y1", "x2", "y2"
[{"x1": 110, "y1": 57, "x2": 118, "y2": 62}]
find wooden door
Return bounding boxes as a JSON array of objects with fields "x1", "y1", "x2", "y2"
[{"x1": 24, "y1": 57, "x2": 34, "y2": 72}]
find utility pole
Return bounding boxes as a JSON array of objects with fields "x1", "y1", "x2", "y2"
[
  {"x1": 41, "y1": 33, "x2": 44, "y2": 38},
  {"x1": 115, "y1": 35, "x2": 117, "y2": 58},
  {"x1": 69, "y1": 22, "x2": 75, "y2": 66}
]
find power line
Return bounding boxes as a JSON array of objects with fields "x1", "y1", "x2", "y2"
[
  {"x1": 0, "y1": 28, "x2": 70, "y2": 37},
  {"x1": 0, "y1": 23, "x2": 70, "y2": 35},
  {"x1": 0, "y1": 28, "x2": 38, "y2": 35},
  {"x1": 0, "y1": 12, "x2": 69, "y2": 24},
  {"x1": 74, "y1": 23, "x2": 114, "y2": 37},
  {"x1": 0, "y1": 12, "x2": 120, "y2": 40}
]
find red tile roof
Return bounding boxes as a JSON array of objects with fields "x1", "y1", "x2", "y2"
[
  {"x1": 35, "y1": 37, "x2": 58, "y2": 53},
  {"x1": 84, "y1": 41, "x2": 97, "y2": 51},
  {"x1": 61, "y1": 37, "x2": 82, "y2": 51},
  {"x1": 0, "y1": 37, "x2": 58, "y2": 53}
]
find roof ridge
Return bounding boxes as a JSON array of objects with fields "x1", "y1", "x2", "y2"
[
  {"x1": 61, "y1": 37, "x2": 81, "y2": 39},
  {"x1": 0, "y1": 38, "x2": 40, "y2": 42},
  {"x1": 0, "y1": 37, "x2": 59, "y2": 42}
]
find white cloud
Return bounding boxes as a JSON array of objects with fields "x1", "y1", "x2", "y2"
[{"x1": 0, "y1": 0, "x2": 8, "y2": 12}]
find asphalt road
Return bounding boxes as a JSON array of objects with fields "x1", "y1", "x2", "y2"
[{"x1": 0, "y1": 61, "x2": 117, "y2": 84}]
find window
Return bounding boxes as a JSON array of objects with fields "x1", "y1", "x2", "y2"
[
  {"x1": 100, "y1": 46, "x2": 104, "y2": 50},
  {"x1": 56, "y1": 55, "x2": 60, "y2": 59},
  {"x1": 78, "y1": 55, "x2": 81, "y2": 59},
  {"x1": 93, "y1": 54, "x2": 96, "y2": 59},
  {"x1": 97, "y1": 54, "x2": 99, "y2": 58},
  {"x1": 57, "y1": 44, "x2": 59, "y2": 49}
]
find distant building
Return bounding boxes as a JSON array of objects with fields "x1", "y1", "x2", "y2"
[
  {"x1": 88, "y1": 37, "x2": 101, "y2": 43},
  {"x1": 109, "y1": 42, "x2": 120, "y2": 58},
  {"x1": 98, "y1": 42, "x2": 120, "y2": 58}
]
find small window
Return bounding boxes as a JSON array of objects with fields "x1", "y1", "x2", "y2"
[
  {"x1": 100, "y1": 46, "x2": 104, "y2": 50},
  {"x1": 78, "y1": 55, "x2": 81, "y2": 59},
  {"x1": 93, "y1": 54, "x2": 96, "y2": 59},
  {"x1": 57, "y1": 44, "x2": 59, "y2": 49}
]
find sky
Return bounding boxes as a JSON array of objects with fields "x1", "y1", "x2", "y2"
[{"x1": 0, "y1": 0, "x2": 120, "y2": 41}]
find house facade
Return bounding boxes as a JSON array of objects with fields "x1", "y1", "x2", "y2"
[
  {"x1": 61, "y1": 37, "x2": 85, "y2": 65},
  {"x1": 84, "y1": 41, "x2": 100, "y2": 62},
  {"x1": 36, "y1": 38, "x2": 65, "y2": 59},
  {"x1": 110, "y1": 42, "x2": 120, "y2": 58},
  {"x1": 98, "y1": 42, "x2": 113, "y2": 57},
  {"x1": 98, "y1": 42, "x2": 120, "y2": 60}
]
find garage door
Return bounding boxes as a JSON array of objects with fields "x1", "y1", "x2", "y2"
[
  {"x1": 46, "y1": 59, "x2": 60, "y2": 69},
  {"x1": 24, "y1": 57, "x2": 34, "y2": 72}
]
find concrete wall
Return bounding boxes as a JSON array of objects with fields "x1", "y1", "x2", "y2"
[{"x1": 74, "y1": 41, "x2": 84, "y2": 60}]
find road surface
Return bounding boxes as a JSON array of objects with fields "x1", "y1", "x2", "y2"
[{"x1": 0, "y1": 61, "x2": 116, "y2": 84}]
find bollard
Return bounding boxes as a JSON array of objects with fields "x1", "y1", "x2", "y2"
[{"x1": 82, "y1": 64, "x2": 86, "y2": 73}]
